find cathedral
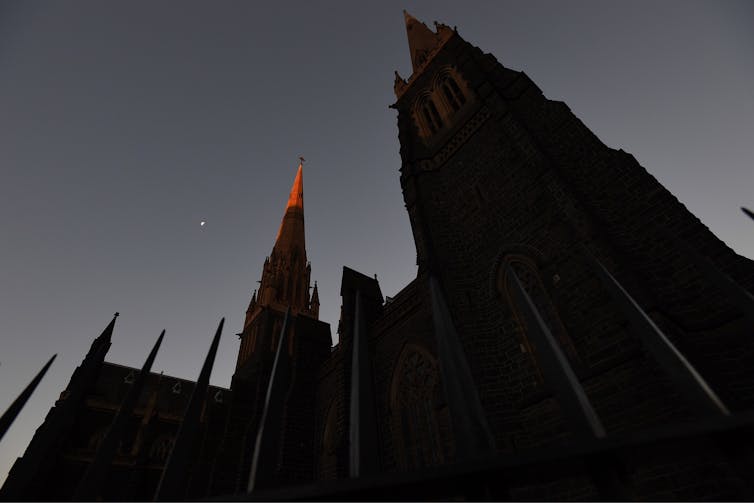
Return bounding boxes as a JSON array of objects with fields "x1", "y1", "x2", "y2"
[{"x1": 3, "y1": 12, "x2": 754, "y2": 501}]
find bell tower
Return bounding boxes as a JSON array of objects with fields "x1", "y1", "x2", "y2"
[{"x1": 391, "y1": 12, "x2": 754, "y2": 451}]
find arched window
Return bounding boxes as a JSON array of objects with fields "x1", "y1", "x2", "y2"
[
  {"x1": 499, "y1": 254, "x2": 579, "y2": 379},
  {"x1": 88, "y1": 427, "x2": 107, "y2": 451},
  {"x1": 149, "y1": 434, "x2": 174, "y2": 463},
  {"x1": 412, "y1": 68, "x2": 470, "y2": 141},
  {"x1": 422, "y1": 97, "x2": 444, "y2": 133},
  {"x1": 413, "y1": 93, "x2": 445, "y2": 138},
  {"x1": 390, "y1": 345, "x2": 445, "y2": 470},
  {"x1": 318, "y1": 400, "x2": 339, "y2": 480},
  {"x1": 439, "y1": 75, "x2": 466, "y2": 112}
]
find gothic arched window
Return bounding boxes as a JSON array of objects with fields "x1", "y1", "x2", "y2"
[
  {"x1": 412, "y1": 67, "x2": 471, "y2": 141},
  {"x1": 390, "y1": 345, "x2": 445, "y2": 470},
  {"x1": 88, "y1": 427, "x2": 107, "y2": 452},
  {"x1": 438, "y1": 75, "x2": 466, "y2": 112},
  {"x1": 318, "y1": 400, "x2": 339, "y2": 480},
  {"x1": 149, "y1": 434, "x2": 174, "y2": 463},
  {"x1": 423, "y1": 97, "x2": 444, "y2": 133},
  {"x1": 498, "y1": 254, "x2": 579, "y2": 380}
]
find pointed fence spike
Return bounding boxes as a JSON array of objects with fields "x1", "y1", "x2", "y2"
[
  {"x1": 154, "y1": 319, "x2": 223, "y2": 501},
  {"x1": 74, "y1": 330, "x2": 165, "y2": 501},
  {"x1": 248, "y1": 307, "x2": 292, "y2": 493},
  {"x1": 428, "y1": 275, "x2": 497, "y2": 460},
  {"x1": 582, "y1": 246, "x2": 730, "y2": 416},
  {"x1": 505, "y1": 264, "x2": 606, "y2": 439},
  {"x1": 197, "y1": 318, "x2": 224, "y2": 387},
  {"x1": 0, "y1": 354, "x2": 57, "y2": 443},
  {"x1": 349, "y1": 290, "x2": 379, "y2": 478}
]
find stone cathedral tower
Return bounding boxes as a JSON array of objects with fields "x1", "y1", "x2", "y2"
[{"x1": 391, "y1": 10, "x2": 754, "y2": 429}]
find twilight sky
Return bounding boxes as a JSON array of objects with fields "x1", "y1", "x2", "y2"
[{"x1": 1, "y1": 0, "x2": 752, "y2": 484}]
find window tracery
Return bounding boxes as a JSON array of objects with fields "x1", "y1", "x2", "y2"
[
  {"x1": 390, "y1": 345, "x2": 445, "y2": 470},
  {"x1": 88, "y1": 428, "x2": 106, "y2": 451},
  {"x1": 411, "y1": 67, "x2": 470, "y2": 141},
  {"x1": 149, "y1": 434, "x2": 174, "y2": 463},
  {"x1": 318, "y1": 400, "x2": 338, "y2": 479},
  {"x1": 499, "y1": 254, "x2": 579, "y2": 379}
]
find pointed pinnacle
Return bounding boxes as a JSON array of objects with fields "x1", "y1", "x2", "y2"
[{"x1": 95, "y1": 312, "x2": 119, "y2": 347}]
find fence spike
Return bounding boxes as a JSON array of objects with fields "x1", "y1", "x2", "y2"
[
  {"x1": 0, "y1": 354, "x2": 56, "y2": 443},
  {"x1": 429, "y1": 275, "x2": 497, "y2": 460},
  {"x1": 582, "y1": 247, "x2": 729, "y2": 416},
  {"x1": 154, "y1": 319, "x2": 223, "y2": 501},
  {"x1": 505, "y1": 264, "x2": 606, "y2": 439},
  {"x1": 248, "y1": 307, "x2": 292, "y2": 493},
  {"x1": 349, "y1": 290, "x2": 379, "y2": 478}
]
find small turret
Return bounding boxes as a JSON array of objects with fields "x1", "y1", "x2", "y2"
[
  {"x1": 247, "y1": 290, "x2": 257, "y2": 312},
  {"x1": 394, "y1": 70, "x2": 407, "y2": 96},
  {"x1": 310, "y1": 281, "x2": 320, "y2": 319}
]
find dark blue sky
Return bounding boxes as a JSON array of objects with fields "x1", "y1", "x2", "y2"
[{"x1": 1, "y1": 0, "x2": 752, "y2": 483}]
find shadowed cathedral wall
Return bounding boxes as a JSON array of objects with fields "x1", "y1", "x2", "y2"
[
  {"x1": 368, "y1": 278, "x2": 453, "y2": 473},
  {"x1": 471, "y1": 49, "x2": 754, "y2": 411},
  {"x1": 395, "y1": 29, "x2": 754, "y2": 453},
  {"x1": 313, "y1": 277, "x2": 454, "y2": 477},
  {"x1": 39, "y1": 363, "x2": 229, "y2": 500},
  {"x1": 314, "y1": 345, "x2": 345, "y2": 480}
]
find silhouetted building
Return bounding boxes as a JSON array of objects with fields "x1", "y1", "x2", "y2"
[{"x1": 3, "y1": 13, "x2": 754, "y2": 501}]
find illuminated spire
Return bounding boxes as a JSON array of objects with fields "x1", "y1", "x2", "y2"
[
  {"x1": 254, "y1": 160, "x2": 312, "y2": 313},
  {"x1": 273, "y1": 161, "x2": 305, "y2": 257}
]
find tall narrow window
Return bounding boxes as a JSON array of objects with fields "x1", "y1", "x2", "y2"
[
  {"x1": 88, "y1": 428, "x2": 107, "y2": 452},
  {"x1": 500, "y1": 255, "x2": 579, "y2": 374},
  {"x1": 433, "y1": 71, "x2": 468, "y2": 118},
  {"x1": 422, "y1": 107, "x2": 437, "y2": 134},
  {"x1": 447, "y1": 77, "x2": 466, "y2": 105},
  {"x1": 318, "y1": 401, "x2": 338, "y2": 480},
  {"x1": 390, "y1": 346, "x2": 444, "y2": 470},
  {"x1": 413, "y1": 69, "x2": 472, "y2": 141},
  {"x1": 426, "y1": 99, "x2": 443, "y2": 130},
  {"x1": 149, "y1": 434, "x2": 174, "y2": 463},
  {"x1": 442, "y1": 84, "x2": 460, "y2": 112}
]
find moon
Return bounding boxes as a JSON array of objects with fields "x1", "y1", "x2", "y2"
[{"x1": 200, "y1": 221, "x2": 206, "y2": 227}]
